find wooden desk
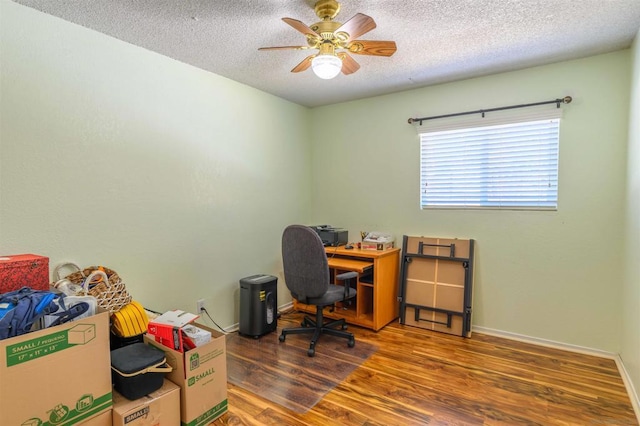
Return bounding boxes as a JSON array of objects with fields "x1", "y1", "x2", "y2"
[{"x1": 293, "y1": 246, "x2": 401, "y2": 331}]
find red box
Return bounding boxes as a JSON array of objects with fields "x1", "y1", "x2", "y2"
[
  {"x1": 0, "y1": 254, "x2": 49, "y2": 294},
  {"x1": 147, "y1": 310, "x2": 199, "y2": 353}
]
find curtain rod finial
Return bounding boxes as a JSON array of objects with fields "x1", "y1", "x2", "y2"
[
  {"x1": 563, "y1": 96, "x2": 572, "y2": 104},
  {"x1": 408, "y1": 118, "x2": 414, "y2": 124}
]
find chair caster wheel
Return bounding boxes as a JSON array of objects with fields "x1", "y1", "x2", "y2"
[
  {"x1": 307, "y1": 348, "x2": 315, "y2": 357},
  {"x1": 301, "y1": 321, "x2": 306, "y2": 327},
  {"x1": 341, "y1": 324, "x2": 348, "y2": 330},
  {"x1": 348, "y1": 338, "x2": 355, "y2": 348},
  {"x1": 279, "y1": 334, "x2": 285, "y2": 342}
]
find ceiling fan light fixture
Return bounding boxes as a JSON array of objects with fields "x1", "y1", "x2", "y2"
[
  {"x1": 311, "y1": 54, "x2": 342, "y2": 79},
  {"x1": 259, "y1": 0, "x2": 397, "y2": 78}
]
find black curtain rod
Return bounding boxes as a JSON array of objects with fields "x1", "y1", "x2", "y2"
[{"x1": 407, "y1": 96, "x2": 572, "y2": 125}]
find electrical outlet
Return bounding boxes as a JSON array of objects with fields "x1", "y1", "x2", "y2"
[{"x1": 196, "y1": 299, "x2": 206, "y2": 313}]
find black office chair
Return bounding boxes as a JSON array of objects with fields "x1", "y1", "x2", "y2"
[{"x1": 279, "y1": 224, "x2": 357, "y2": 357}]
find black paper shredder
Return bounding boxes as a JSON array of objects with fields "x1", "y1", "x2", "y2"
[{"x1": 239, "y1": 274, "x2": 277, "y2": 338}]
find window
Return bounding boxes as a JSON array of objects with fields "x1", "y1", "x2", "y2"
[{"x1": 419, "y1": 118, "x2": 560, "y2": 210}]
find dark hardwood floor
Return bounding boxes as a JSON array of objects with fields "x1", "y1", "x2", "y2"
[{"x1": 212, "y1": 311, "x2": 638, "y2": 425}]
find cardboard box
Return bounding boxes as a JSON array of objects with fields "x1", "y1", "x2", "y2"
[
  {"x1": 112, "y1": 379, "x2": 180, "y2": 426},
  {"x1": 0, "y1": 310, "x2": 112, "y2": 425},
  {"x1": 79, "y1": 409, "x2": 112, "y2": 425},
  {"x1": 361, "y1": 241, "x2": 395, "y2": 251},
  {"x1": 0, "y1": 254, "x2": 49, "y2": 293},
  {"x1": 145, "y1": 323, "x2": 228, "y2": 426}
]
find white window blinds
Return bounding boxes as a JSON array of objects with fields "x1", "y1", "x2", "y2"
[{"x1": 419, "y1": 117, "x2": 560, "y2": 209}]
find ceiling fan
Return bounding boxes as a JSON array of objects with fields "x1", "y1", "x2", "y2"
[{"x1": 259, "y1": 0, "x2": 397, "y2": 80}]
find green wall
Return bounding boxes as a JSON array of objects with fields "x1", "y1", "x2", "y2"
[
  {"x1": 310, "y1": 51, "x2": 631, "y2": 353},
  {"x1": 622, "y1": 27, "x2": 640, "y2": 408},
  {"x1": 0, "y1": 1, "x2": 311, "y2": 323}
]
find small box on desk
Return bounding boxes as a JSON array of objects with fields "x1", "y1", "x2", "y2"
[
  {"x1": 361, "y1": 241, "x2": 395, "y2": 251},
  {"x1": 0, "y1": 254, "x2": 49, "y2": 293},
  {"x1": 361, "y1": 232, "x2": 395, "y2": 251}
]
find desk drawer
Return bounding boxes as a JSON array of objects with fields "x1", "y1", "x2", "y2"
[{"x1": 327, "y1": 257, "x2": 373, "y2": 273}]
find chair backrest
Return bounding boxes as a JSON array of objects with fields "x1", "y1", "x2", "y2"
[{"x1": 281, "y1": 225, "x2": 330, "y2": 302}]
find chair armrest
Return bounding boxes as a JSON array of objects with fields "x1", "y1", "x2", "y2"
[
  {"x1": 336, "y1": 271, "x2": 358, "y2": 281},
  {"x1": 336, "y1": 271, "x2": 358, "y2": 302}
]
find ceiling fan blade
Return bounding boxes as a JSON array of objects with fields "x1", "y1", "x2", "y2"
[
  {"x1": 339, "y1": 53, "x2": 360, "y2": 75},
  {"x1": 335, "y1": 13, "x2": 376, "y2": 41},
  {"x1": 259, "y1": 46, "x2": 311, "y2": 51},
  {"x1": 291, "y1": 54, "x2": 316, "y2": 73},
  {"x1": 347, "y1": 40, "x2": 397, "y2": 57},
  {"x1": 282, "y1": 17, "x2": 320, "y2": 39}
]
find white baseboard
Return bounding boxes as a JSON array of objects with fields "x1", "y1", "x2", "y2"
[
  {"x1": 472, "y1": 325, "x2": 617, "y2": 358},
  {"x1": 224, "y1": 323, "x2": 239, "y2": 333},
  {"x1": 614, "y1": 354, "x2": 640, "y2": 422},
  {"x1": 278, "y1": 301, "x2": 294, "y2": 312},
  {"x1": 473, "y1": 325, "x2": 640, "y2": 423}
]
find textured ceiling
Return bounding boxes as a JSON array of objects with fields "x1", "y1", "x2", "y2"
[{"x1": 12, "y1": 0, "x2": 640, "y2": 107}]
